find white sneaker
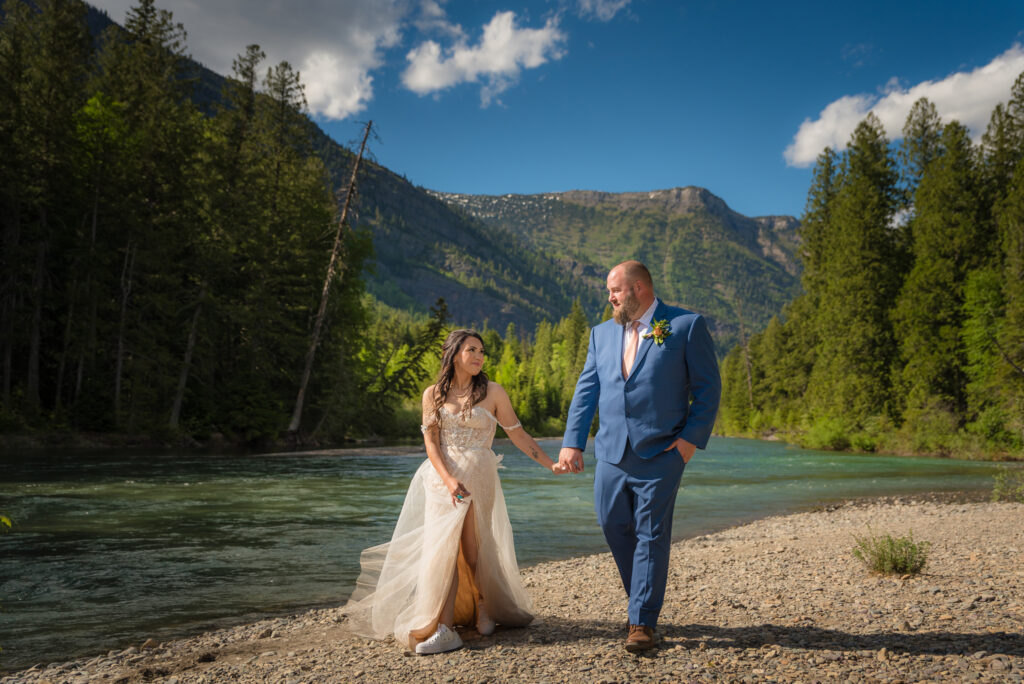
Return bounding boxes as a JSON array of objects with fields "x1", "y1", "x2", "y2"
[
  {"x1": 476, "y1": 601, "x2": 495, "y2": 636},
  {"x1": 415, "y1": 624, "x2": 463, "y2": 655}
]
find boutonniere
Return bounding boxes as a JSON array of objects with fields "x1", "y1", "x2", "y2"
[{"x1": 643, "y1": 319, "x2": 672, "y2": 345}]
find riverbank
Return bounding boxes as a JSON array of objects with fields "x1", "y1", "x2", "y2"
[
  {"x1": 720, "y1": 428, "x2": 1024, "y2": 462},
  {"x1": 4, "y1": 496, "x2": 1021, "y2": 683},
  {"x1": 0, "y1": 430, "x2": 428, "y2": 454}
]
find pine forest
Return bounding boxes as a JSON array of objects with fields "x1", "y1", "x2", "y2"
[
  {"x1": 2, "y1": 0, "x2": 1023, "y2": 460},
  {"x1": 719, "y1": 92, "x2": 1024, "y2": 459}
]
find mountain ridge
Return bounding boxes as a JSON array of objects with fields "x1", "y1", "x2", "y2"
[
  {"x1": 431, "y1": 185, "x2": 801, "y2": 277},
  {"x1": 83, "y1": 3, "x2": 803, "y2": 350},
  {"x1": 425, "y1": 186, "x2": 803, "y2": 351}
]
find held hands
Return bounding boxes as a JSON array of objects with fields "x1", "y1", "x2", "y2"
[
  {"x1": 554, "y1": 442, "x2": 693, "y2": 472},
  {"x1": 550, "y1": 461, "x2": 569, "y2": 475},
  {"x1": 558, "y1": 447, "x2": 584, "y2": 474}
]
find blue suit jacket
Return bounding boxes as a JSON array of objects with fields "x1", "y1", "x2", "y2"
[{"x1": 562, "y1": 300, "x2": 721, "y2": 463}]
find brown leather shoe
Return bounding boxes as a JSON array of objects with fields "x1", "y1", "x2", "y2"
[{"x1": 625, "y1": 624, "x2": 657, "y2": 652}]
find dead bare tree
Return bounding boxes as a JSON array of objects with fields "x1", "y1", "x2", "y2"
[
  {"x1": 287, "y1": 120, "x2": 373, "y2": 435},
  {"x1": 168, "y1": 284, "x2": 206, "y2": 430}
]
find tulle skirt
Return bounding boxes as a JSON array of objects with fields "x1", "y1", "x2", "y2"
[{"x1": 341, "y1": 446, "x2": 534, "y2": 650}]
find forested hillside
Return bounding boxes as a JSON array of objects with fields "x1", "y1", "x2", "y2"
[
  {"x1": 0, "y1": 0, "x2": 451, "y2": 443},
  {"x1": 432, "y1": 187, "x2": 802, "y2": 354},
  {"x1": 719, "y1": 90, "x2": 1024, "y2": 459}
]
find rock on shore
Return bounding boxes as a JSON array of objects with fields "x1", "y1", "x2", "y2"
[{"x1": 4, "y1": 499, "x2": 1022, "y2": 683}]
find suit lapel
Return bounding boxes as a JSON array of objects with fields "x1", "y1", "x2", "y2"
[
  {"x1": 614, "y1": 320, "x2": 627, "y2": 378},
  {"x1": 631, "y1": 300, "x2": 666, "y2": 377}
]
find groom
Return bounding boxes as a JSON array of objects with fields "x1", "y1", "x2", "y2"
[{"x1": 559, "y1": 260, "x2": 720, "y2": 652}]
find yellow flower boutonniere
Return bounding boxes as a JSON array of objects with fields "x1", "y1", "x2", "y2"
[{"x1": 643, "y1": 319, "x2": 672, "y2": 345}]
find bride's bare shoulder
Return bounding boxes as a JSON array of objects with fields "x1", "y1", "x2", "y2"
[
  {"x1": 486, "y1": 381, "x2": 510, "y2": 399},
  {"x1": 422, "y1": 384, "x2": 438, "y2": 400}
]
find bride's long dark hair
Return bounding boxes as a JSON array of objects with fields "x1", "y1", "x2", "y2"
[{"x1": 431, "y1": 329, "x2": 489, "y2": 424}]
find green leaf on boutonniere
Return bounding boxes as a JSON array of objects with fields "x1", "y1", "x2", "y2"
[{"x1": 643, "y1": 319, "x2": 672, "y2": 345}]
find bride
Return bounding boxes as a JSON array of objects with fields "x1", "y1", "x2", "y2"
[{"x1": 342, "y1": 329, "x2": 566, "y2": 654}]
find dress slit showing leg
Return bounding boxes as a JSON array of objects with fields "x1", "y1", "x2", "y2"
[
  {"x1": 455, "y1": 501, "x2": 483, "y2": 626},
  {"x1": 340, "y1": 407, "x2": 535, "y2": 651}
]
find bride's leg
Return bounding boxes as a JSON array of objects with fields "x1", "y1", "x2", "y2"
[
  {"x1": 437, "y1": 503, "x2": 481, "y2": 629},
  {"x1": 460, "y1": 501, "x2": 480, "y2": 578},
  {"x1": 439, "y1": 502, "x2": 477, "y2": 626},
  {"x1": 460, "y1": 501, "x2": 494, "y2": 634}
]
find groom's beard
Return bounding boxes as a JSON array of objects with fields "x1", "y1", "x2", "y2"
[{"x1": 613, "y1": 290, "x2": 642, "y2": 325}]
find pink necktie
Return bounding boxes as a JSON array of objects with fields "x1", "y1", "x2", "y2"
[{"x1": 622, "y1": 321, "x2": 640, "y2": 379}]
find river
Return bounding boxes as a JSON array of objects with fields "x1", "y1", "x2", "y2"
[{"x1": 0, "y1": 436, "x2": 1005, "y2": 671}]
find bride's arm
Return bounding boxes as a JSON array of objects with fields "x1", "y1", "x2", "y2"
[
  {"x1": 489, "y1": 383, "x2": 566, "y2": 474},
  {"x1": 421, "y1": 386, "x2": 470, "y2": 506}
]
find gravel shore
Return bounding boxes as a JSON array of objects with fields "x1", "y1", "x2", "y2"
[{"x1": 4, "y1": 496, "x2": 1022, "y2": 683}]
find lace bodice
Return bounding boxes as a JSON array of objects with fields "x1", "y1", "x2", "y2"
[{"x1": 438, "y1": 406, "x2": 499, "y2": 449}]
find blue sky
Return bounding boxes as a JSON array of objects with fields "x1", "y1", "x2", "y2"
[{"x1": 91, "y1": 1, "x2": 1024, "y2": 217}]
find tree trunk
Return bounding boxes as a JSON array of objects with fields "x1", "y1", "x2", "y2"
[
  {"x1": 287, "y1": 121, "x2": 372, "y2": 435},
  {"x1": 26, "y1": 240, "x2": 47, "y2": 411},
  {"x1": 114, "y1": 242, "x2": 135, "y2": 428},
  {"x1": 54, "y1": 285, "x2": 75, "y2": 411},
  {"x1": 169, "y1": 285, "x2": 205, "y2": 430},
  {"x1": 1, "y1": 305, "x2": 11, "y2": 407},
  {"x1": 1, "y1": 174, "x2": 24, "y2": 407},
  {"x1": 75, "y1": 186, "x2": 100, "y2": 407}
]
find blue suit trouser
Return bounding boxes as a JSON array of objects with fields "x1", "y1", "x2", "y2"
[{"x1": 594, "y1": 441, "x2": 686, "y2": 627}]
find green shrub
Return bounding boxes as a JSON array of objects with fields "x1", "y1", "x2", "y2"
[
  {"x1": 849, "y1": 431, "x2": 878, "y2": 452},
  {"x1": 803, "y1": 417, "x2": 851, "y2": 451},
  {"x1": 899, "y1": 403, "x2": 960, "y2": 455},
  {"x1": 992, "y1": 467, "x2": 1024, "y2": 503},
  {"x1": 852, "y1": 529, "x2": 931, "y2": 575}
]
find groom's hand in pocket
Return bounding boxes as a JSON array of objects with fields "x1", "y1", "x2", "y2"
[
  {"x1": 666, "y1": 438, "x2": 696, "y2": 464},
  {"x1": 558, "y1": 447, "x2": 584, "y2": 473}
]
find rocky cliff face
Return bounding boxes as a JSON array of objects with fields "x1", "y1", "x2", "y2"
[
  {"x1": 426, "y1": 186, "x2": 803, "y2": 351},
  {"x1": 430, "y1": 187, "x2": 801, "y2": 278}
]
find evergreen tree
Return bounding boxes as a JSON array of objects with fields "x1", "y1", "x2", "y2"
[
  {"x1": 982, "y1": 75, "x2": 1024, "y2": 208},
  {"x1": 87, "y1": 0, "x2": 202, "y2": 429},
  {"x1": 899, "y1": 98, "x2": 943, "y2": 200},
  {"x1": 806, "y1": 114, "x2": 902, "y2": 426},
  {"x1": 961, "y1": 267, "x2": 1014, "y2": 446},
  {"x1": 0, "y1": 0, "x2": 92, "y2": 416},
  {"x1": 994, "y1": 158, "x2": 1024, "y2": 444},
  {"x1": 797, "y1": 148, "x2": 839, "y2": 305},
  {"x1": 893, "y1": 122, "x2": 986, "y2": 440}
]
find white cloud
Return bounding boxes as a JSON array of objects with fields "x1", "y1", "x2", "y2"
[
  {"x1": 577, "y1": 0, "x2": 631, "y2": 21},
  {"x1": 414, "y1": 0, "x2": 464, "y2": 40},
  {"x1": 785, "y1": 44, "x2": 1024, "y2": 167},
  {"x1": 402, "y1": 10, "x2": 566, "y2": 107},
  {"x1": 88, "y1": 0, "x2": 409, "y2": 121}
]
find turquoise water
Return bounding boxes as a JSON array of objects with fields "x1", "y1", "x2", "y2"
[{"x1": 0, "y1": 437, "x2": 1006, "y2": 671}]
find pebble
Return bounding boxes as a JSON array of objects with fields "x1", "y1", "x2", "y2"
[{"x1": 2, "y1": 496, "x2": 1021, "y2": 683}]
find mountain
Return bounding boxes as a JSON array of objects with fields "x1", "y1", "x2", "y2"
[
  {"x1": 318, "y1": 146, "x2": 601, "y2": 331},
  {"x1": 84, "y1": 4, "x2": 802, "y2": 351},
  {"x1": 426, "y1": 187, "x2": 802, "y2": 351}
]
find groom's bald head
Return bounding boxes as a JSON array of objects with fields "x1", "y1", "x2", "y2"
[
  {"x1": 615, "y1": 260, "x2": 653, "y2": 289},
  {"x1": 607, "y1": 260, "x2": 655, "y2": 324}
]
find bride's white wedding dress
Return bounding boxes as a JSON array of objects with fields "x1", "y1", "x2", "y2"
[{"x1": 342, "y1": 406, "x2": 534, "y2": 649}]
